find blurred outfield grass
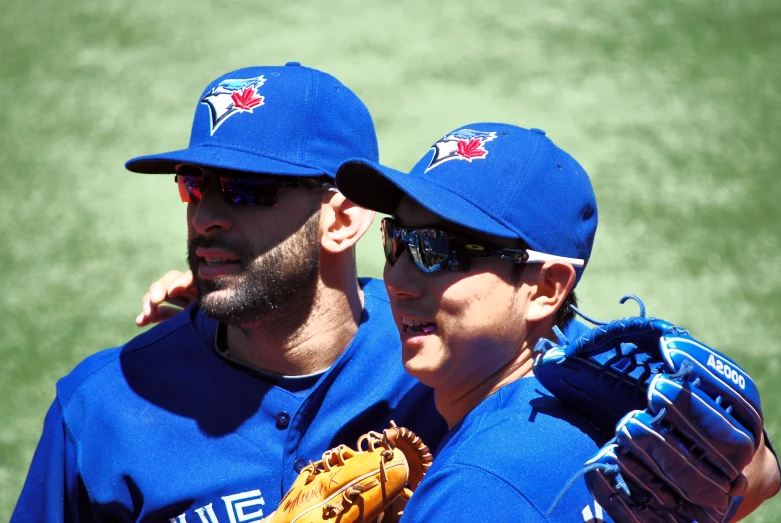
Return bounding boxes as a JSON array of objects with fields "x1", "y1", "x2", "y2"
[{"x1": 1, "y1": 0, "x2": 779, "y2": 519}]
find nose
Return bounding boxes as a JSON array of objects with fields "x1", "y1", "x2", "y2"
[
  {"x1": 383, "y1": 247, "x2": 424, "y2": 301},
  {"x1": 188, "y1": 176, "x2": 233, "y2": 235}
]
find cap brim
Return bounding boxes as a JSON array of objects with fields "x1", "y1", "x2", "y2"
[
  {"x1": 125, "y1": 145, "x2": 326, "y2": 177},
  {"x1": 336, "y1": 159, "x2": 519, "y2": 240},
  {"x1": 335, "y1": 160, "x2": 405, "y2": 214}
]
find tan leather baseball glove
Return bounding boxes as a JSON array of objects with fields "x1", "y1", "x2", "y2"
[{"x1": 261, "y1": 421, "x2": 433, "y2": 523}]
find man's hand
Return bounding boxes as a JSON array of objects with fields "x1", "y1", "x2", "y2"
[{"x1": 136, "y1": 270, "x2": 197, "y2": 327}]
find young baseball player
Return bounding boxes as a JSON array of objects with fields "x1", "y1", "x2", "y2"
[
  {"x1": 334, "y1": 123, "x2": 781, "y2": 522},
  {"x1": 11, "y1": 64, "x2": 448, "y2": 523}
]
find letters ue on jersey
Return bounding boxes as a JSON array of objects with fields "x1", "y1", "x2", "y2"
[
  {"x1": 169, "y1": 489, "x2": 265, "y2": 523},
  {"x1": 168, "y1": 489, "x2": 609, "y2": 522}
]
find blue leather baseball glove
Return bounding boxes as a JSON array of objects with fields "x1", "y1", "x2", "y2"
[{"x1": 534, "y1": 297, "x2": 764, "y2": 523}]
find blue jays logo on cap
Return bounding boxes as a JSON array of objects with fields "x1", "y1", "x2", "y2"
[
  {"x1": 425, "y1": 129, "x2": 498, "y2": 172},
  {"x1": 200, "y1": 75, "x2": 267, "y2": 135}
]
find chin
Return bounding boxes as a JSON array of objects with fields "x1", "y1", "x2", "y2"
[
  {"x1": 197, "y1": 288, "x2": 245, "y2": 319},
  {"x1": 199, "y1": 287, "x2": 235, "y2": 305},
  {"x1": 402, "y1": 357, "x2": 442, "y2": 389}
]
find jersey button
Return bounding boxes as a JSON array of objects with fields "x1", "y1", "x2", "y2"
[
  {"x1": 294, "y1": 457, "x2": 307, "y2": 472},
  {"x1": 276, "y1": 411, "x2": 290, "y2": 429}
]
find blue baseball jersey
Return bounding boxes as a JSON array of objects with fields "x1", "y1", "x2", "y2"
[
  {"x1": 400, "y1": 376, "x2": 615, "y2": 523},
  {"x1": 12, "y1": 278, "x2": 447, "y2": 523}
]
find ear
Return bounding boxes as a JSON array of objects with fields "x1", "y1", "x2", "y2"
[
  {"x1": 319, "y1": 190, "x2": 375, "y2": 254},
  {"x1": 524, "y1": 262, "x2": 576, "y2": 324}
]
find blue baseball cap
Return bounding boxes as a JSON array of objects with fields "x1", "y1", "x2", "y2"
[
  {"x1": 336, "y1": 123, "x2": 598, "y2": 284},
  {"x1": 125, "y1": 63, "x2": 378, "y2": 179}
]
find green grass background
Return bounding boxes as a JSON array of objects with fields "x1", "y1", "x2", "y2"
[{"x1": 1, "y1": 0, "x2": 779, "y2": 519}]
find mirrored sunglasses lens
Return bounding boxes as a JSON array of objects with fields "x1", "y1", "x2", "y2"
[
  {"x1": 177, "y1": 175, "x2": 203, "y2": 204},
  {"x1": 221, "y1": 178, "x2": 279, "y2": 207},
  {"x1": 416, "y1": 233, "x2": 453, "y2": 272}
]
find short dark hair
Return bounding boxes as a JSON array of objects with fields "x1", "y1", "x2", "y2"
[
  {"x1": 556, "y1": 289, "x2": 577, "y2": 326},
  {"x1": 510, "y1": 264, "x2": 577, "y2": 327}
]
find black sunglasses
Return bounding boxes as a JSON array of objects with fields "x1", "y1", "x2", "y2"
[
  {"x1": 175, "y1": 164, "x2": 333, "y2": 207},
  {"x1": 381, "y1": 218, "x2": 585, "y2": 274}
]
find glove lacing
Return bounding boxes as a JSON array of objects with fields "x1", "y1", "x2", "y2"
[
  {"x1": 552, "y1": 296, "x2": 663, "y2": 399},
  {"x1": 320, "y1": 422, "x2": 431, "y2": 519}
]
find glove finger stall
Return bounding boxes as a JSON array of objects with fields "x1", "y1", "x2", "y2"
[
  {"x1": 584, "y1": 443, "x2": 709, "y2": 523},
  {"x1": 649, "y1": 374, "x2": 757, "y2": 476},
  {"x1": 616, "y1": 410, "x2": 731, "y2": 512}
]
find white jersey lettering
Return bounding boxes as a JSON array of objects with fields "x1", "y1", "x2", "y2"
[
  {"x1": 195, "y1": 503, "x2": 220, "y2": 523},
  {"x1": 222, "y1": 489, "x2": 266, "y2": 523},
  {"x1": 171, "y1": 490, "x2": 266, "y2": 523}
]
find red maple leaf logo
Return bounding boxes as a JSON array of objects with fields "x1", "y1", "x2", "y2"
[
  {"x1": 456, "y1": 138, "x2": 487, "y2": 160},
  {"x1": 231, "y1": 87, "x2": 264, "y2": 111}
]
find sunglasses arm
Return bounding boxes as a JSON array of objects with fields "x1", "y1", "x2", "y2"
[{"x1": 524, "y1": 249, "x2": 585, "y2": 268}]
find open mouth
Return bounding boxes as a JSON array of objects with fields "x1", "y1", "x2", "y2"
[
  {"x1": 401, "y1": 317, "x2": 437, "y2": 335},
  {"x1": 200, "y1": 257, "x2": 240, "y2": 266},
  {"x1": 194, "y1": 248, "x2": 243, "y2": 279},
  {"x1": 195, "y1": 248, "x2": 241, "y2": 267}
]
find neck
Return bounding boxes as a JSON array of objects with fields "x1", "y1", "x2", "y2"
[
  {"x1": 434, "y1": 345, "x2": 535, "y2": 429},
  {"x1": 226, "y1": 265, "x2": 364, "y2": 376}
]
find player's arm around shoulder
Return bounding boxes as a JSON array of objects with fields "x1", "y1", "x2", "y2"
[{"x1": 399, "y1": 463, "x2": 548, "y2": 523}]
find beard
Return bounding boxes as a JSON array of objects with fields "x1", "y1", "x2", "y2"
[{"x1": 187, "y1": 211, "x2": 321, "y2": 329}]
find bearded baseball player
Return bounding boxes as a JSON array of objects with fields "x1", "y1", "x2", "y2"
[{"x1": 10, "y1": 64, "x2": 447, "y2": 523}]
